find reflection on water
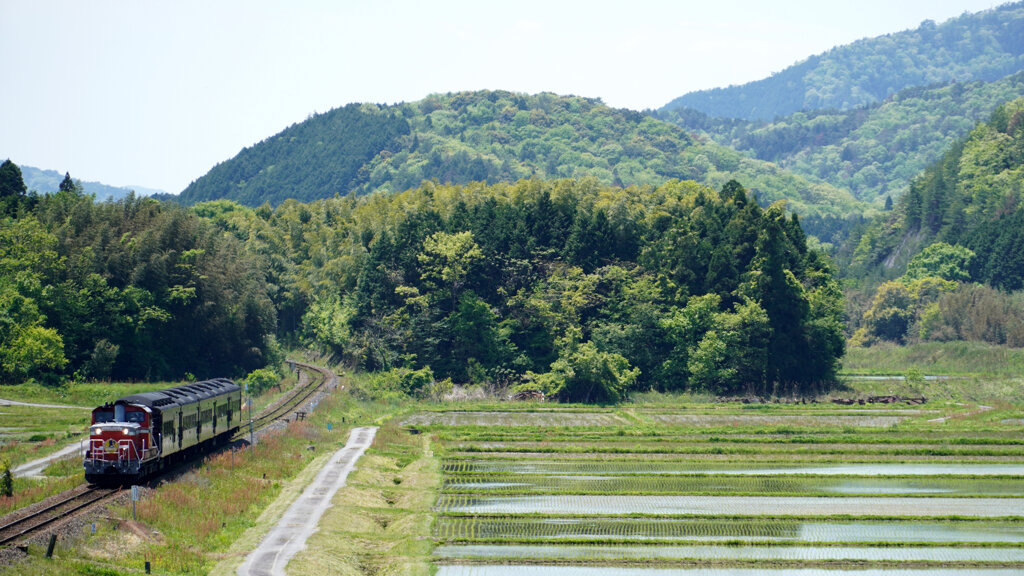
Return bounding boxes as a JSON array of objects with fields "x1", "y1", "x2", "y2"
[
  {"x1": 436, "y1": 494, "x2": 1024, "y2": 516},
  {"x1": 435, "y1": 543, "x2": 1024, "y2": 561},
  {"x1": 449, "y1": 461, "x2": 1024, "y2": 476},
  {"x1": 437, "y1": 568, "x2": 1021, "y2": 576},
  {"x1": 434, "y1": 516, "x2": 1024, "y2": 543}
]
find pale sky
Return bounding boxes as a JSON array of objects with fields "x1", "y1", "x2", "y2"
[{"x1": 0, "y1": 1, "x2": 1008, "y2": 194}]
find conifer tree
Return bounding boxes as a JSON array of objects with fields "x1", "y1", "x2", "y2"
[{"x1": 59, "y1": 172, "x2": 75, "y2": 193}]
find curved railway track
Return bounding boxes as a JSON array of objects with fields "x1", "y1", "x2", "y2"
[
  {"x1": 234, "y1": 359, "x2": 337, "y2": 440},
  {"x1": 0, "y1": 360, "x2": 338, "y2": 548}
]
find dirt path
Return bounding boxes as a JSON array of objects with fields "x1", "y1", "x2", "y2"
[
  {"x1": 236, "y1": 426, "x2": 378, "y2": 576},
  {"x1": 927, "y1": 403, "x2": 994, "y2": 423},
  {"x1": 0, "y1": 398, "x2": 90, "y2": 409},
  {"x1": 11, "y1": 441, "x2": 85, "y2": 478}
]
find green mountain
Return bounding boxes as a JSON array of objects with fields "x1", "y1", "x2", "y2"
[
  {"x1": 657, "y1": 72, "x2": 1024, "y2": 204},
  {"x1": 851, "y1": 97, "x2": 1024, "y2": 290},
  {"x1": 18, "y1": 164, "x2": 166, "y2": 200},
  {"x1": 662, "y1": 2, "x2": 1024, "y2": 121},
  {"x1": 178, "y1": 91, "x2": 864, "y2": 218}
]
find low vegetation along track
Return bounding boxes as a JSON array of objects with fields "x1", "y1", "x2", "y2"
[
  {"x1": 0, "y1": 360, "x2": 337, "y2": 549},
  {"x1": 0, "y1": 485, "x2": 118, "y2": 547}
]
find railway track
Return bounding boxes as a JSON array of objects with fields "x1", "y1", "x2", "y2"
[
  {"x1": 234, "y1": 359, "x2": 337, "y2": 440},
  {"x1": 0, "y1": 361, "x2": 338, "y2": 548},
  {"x1": 0, "y1": 485, "x2": 119, "y2": 547}
]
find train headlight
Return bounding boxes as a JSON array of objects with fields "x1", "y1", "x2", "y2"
[
  {"x1": 123, "y1": 428, "x2": 130, "y2": 435},
  {"x1": 91, "y1": 427, "x2": 99, "y2": 435}
]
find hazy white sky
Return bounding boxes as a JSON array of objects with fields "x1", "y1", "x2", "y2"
[{"x1": 0, "y1": 0, "x2": 1007, "y2": 193}]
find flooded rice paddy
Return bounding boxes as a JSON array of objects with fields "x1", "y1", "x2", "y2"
[
  {"x1": 418, "y1": 406, "x2": 1024, "y2": 572},
  {"x1": 443, "y1": 460, "x2": 1024, "y2": 476},
  {"x1": 442, "y1": 473, "x2": 1023, "y2": 495},
  {"x1": 434, "y1": 494, "x2": 1024, "y2": 516},
  {"x1": 436, "y1": 568, "x2": 1023, "y2": 576},
  {"x1": 434, "y1": 517, "x2": 1024, "y2": 543},
  {"x1": 435, "y1": 543, "x2": 1024, "y2": 561}
]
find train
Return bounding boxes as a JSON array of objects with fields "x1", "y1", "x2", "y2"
[{"x1": 83, "y1": 379, "x2": 243, "y2": 485}]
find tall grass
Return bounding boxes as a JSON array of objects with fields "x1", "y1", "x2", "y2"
[{"x1": 844, "y1": 341, "x2": 1024, "y2": 378}]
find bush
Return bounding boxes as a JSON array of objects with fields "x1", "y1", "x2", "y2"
[{"x1": 243, "y1": 368, "x2": 280, "y2": 396}]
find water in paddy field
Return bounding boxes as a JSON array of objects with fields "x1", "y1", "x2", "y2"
[
  {"x1": 434, "y1": 544, "x2": 1024, "y2": 561},
  {"x1": 436, "y1": 567, "x2": 1024, "y2": 576},
  {"x1": 444, "y1": 474, "x2": 1022, "y2": 496},
  {"x1": 435, "y1": 494, "x2": 1024, "y2": 516},
  {"x1": 446, "y1": 460, "x2": 1024, "y2": 476},
  {"x1": 434, "y1": 517, "x2": 1024, "y2": 543}
]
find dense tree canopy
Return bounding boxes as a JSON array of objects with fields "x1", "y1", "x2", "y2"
[
  {"x1": 851, "y1": 98, "x2": 1024, "y2": 290},
  {"x1": 661, "y1": 2, "x2": 1024, "y2": 120},
  {"x1": 0, "y1": 170, "x2": 278, "y2": 383},
  {"x1": 177, "y1": 91, "x2": 863, "y2": 219},
  {"x1": 197, "y1": 177, "x2": 845, "y2": 398}
]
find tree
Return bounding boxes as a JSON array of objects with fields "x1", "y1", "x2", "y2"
[
  {"x1": 418, "y1": 231, "x2": 483, "y2": 310},
  {"x1": 244, "y1": 367, "x2": 280, "y2": 396},
  {"x1": 740, "y1": 204, "x2": 810, "y2": 385},
  {"x1": 527, "y1": 341, "x2": 639, "y2": 403},
  {"x1": 59, "y1": 172, "x2": 75, "y2": 193},
  {"x1": 904, "y1": 242, "x2": 975, "y2": 282},
  {"x1": 0, "y1": 217, "x2": 66, "y2": 383},
  {"x1": 449, "y1": 292, "x2": 505, "y2": 379},
  {"x1": 0, "y1": 160, "x2": 26, "y2": 199},
  {"x1": 660, "y1": 293, "x2": 722, "y2": 390},
  {"x1": 0, "y1": 159, "x2": 27, "y2": 216}
]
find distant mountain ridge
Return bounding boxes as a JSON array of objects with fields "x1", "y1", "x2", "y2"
[
  {"x1": 657, "y1": 72, "x2": 1024, "y2": 204},
  {"x1": 177, "y1": 91, "x2": 863, "y2": 218},
  {"x1": 18, "y1": 164, "x2": 165, "y2": 200},
  {"x1": 662, "y1": 2, "x2": 1024, "y2": 120}
]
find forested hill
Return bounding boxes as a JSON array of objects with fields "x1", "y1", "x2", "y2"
[
  {"x1": 850, "y1": 98, "x2": 1024, "y2": 290},
  {"x1": 656, "y1": 72, "x2": 1024, "y2": 204},
  {"x1": 199, "y1": 178, "x2": 846, "y2": 399},
  {"x1": 661, "y1": 2, "x2": 1024, "y2": 121},
  {"x1": 3, "y1": 154, "x2": 846, "y2": 395},
  {"x1": 19, "y1": 165, "x2": 165, "y2": 201},
  {"x1": 177, "y1": 91, "x2": 863, "y2": 218}
]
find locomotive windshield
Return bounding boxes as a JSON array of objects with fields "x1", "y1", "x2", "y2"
[
  {"x1": 126, "y1": 411, "x2": 146, "y2": 423},
  {"x1": 93, "y1": 410, "x2": 114, "y2": 423}
]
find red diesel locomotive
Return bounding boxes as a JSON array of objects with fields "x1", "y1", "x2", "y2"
[{"x1": 84, "y1": 379, "x2": 242, "y2": 484}]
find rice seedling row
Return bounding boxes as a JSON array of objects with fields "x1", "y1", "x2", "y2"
[
  {"x1": 433, "y1": 494, "x2": 1024, "y2": 516},
  {"x1": 440, "y1": 460, "x2": 1024, "y2": 476},
  {"x1": 451, "y1": 442, "x2": 1024, "y2": 457},
  {"x1": 433, "y1": 516, "x2": 1024, "y2": 544},
  {"x1": 448, "y1": 452, "x2": 1024, "y2": 465},
  {"x1": 436, "y1": 431, "x2": 1024, "y2": 445},
  {"x1": 434, "y1": 543, "x2": 1024, "y2": 562},
  {"x1": 440, "y1": 473, "x2": 1024, "y2": 497}
]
